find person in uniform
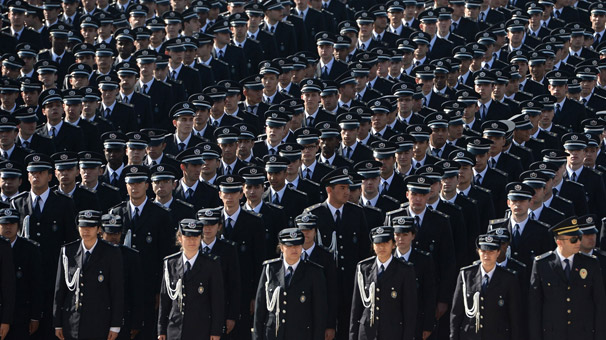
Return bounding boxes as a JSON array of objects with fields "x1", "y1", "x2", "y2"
[
  {"x1": 158, "y1": 219, "x2": 224, "y2": 340},
  {"x1": 100, "y1": 214, "x2": 144, "y2": 340},
  {"x1": 450, "y1": 234, "x2": 521, "y2": 340},
  {"x1": 578, "y1": 215, "x2": 606, "y2": 292},
  {"x1": 350, "y1": 226, "x2": 417, "y2": 340},
  {"x1": 53, "y1": 210, "x2": 124, "y2": 340},
  {"x1": 253, "y1": 228, "x2": 328, "y2": 340},
  {"x1": 11, "y1": 153, "x2": 77, "y2": 339},
  {"x1": 295, "y1": 213, "x2": 338, "y2": 340},
  {"x1": 0, "y1": 209, "x2": 15, "y2": 340},
  {"x1": 392, "y1": 216, "x2": 436, "y2": 340},
  {"x1": 0, "y1": 208, "x2": 39, "y2": 340},
  {"x1": 529, "y1": 216, "x2": 606, "y2": 340},
  {"x1": 51, "y1": 151, "x2": 101, "y2": 212},
  {"x1": 197, "y1": 207, "x2": 241, "y2": 339}
]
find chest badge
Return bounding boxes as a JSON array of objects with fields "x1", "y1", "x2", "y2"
[
  {"x1": 580, "y1": 268, "x2": 588, "y2": 279},
  {"x1": 146, "y1": 235, "x2": 153, "y2": 244},
  {"x1": 198, "y1": 286, "x2": 204, "y2": 294},
  {"x1": 391, "y1": 291, "x2": 397, "y2": 299},
  {"x1": 98, "y1": 274, "x2": 104, "y2": 282},
  {"x1": 300, "y1": 294, "x2": 306, "y2": 303},
  {"x1": 498, "y1": 299, "x2": 505, "y2": 307}
]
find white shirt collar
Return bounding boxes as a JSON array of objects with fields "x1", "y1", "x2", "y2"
[
  {"x1": 81, "y1": 238, "x2": 98, "y2": 253},
  {"x1": 201, "y1": 237, "x2": 217, "y2": 250},
  {"x1": 29, "y1": 187, "x2": 50, "y2": 210},
  {"x1": 395, "y1": 247, "x2": 412, "y2": 261},
  {"x1": 480, "y1": 264, "x2": 497, "y2": 281},
  {"x1": 555, "y1": 247, "x2": 575, "y2": 269},
  {"x1": 283, "y1": 258, "x2": 300, "y2": 272},
  {"x1": 375, "y1": 255, "x2": 393, "y2": 271},
  {"x1": 182, "y1": 250, "x2": 200, "y2": 269},
  {"x1": 129, "y1": 197, "x2": 147, "y2": 217}
]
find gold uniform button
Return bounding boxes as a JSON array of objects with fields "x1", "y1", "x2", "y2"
[
  {"x1": 567, "y1": 309, "x2": 571, "y2": 314},
  {"x1": 568, "y1": 321, "x2": 572, "y2": 325},
  {"x1": 566, "y1": 298, "x2": 570, "y2": 302}
]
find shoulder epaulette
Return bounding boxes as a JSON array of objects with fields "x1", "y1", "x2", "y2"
[
  {"x1": 588, "y1": 167, "x2": 603, "y2": 176},
  {"x1": 492, "y1": 168, "x2": 508, "y2": 177},
  {"x1": 79, "y1": 185, "x2": 96, "y2": 194},
  {"x1": 163, "y1": 252, "x2": 181, "y2": 261},
  {"x1": 459, "y1": 194, "x2": 477, "y2": 204},
  {"x1": 414, "y1": 248, "x2": 431, "y2": 257},
  {"x1": 529, "y1": 137, "x2": 545, "y2": 144},
  {"x1": 175, "y1": 199, "x2": 194, "y2": 208},
  {"x1": 244, "y1": 209, "x2": 262, "y2": 218},
  {"x1": 385, "y1": 206, "x2": 407, "y2": 217},
  {"x1": 393, "y1": 256, "x2": 414, "y2": 266},
  {"x1": 553, "y1": 123, "x2": 569, "y2": 131},
  {"x1": 509, "y1": 257, "x2": 527, "y2": 268},
  {"x1": 263, "y1": 258, "x2": 281, "y2": 265},
  {"x1": 301, "y1": 178, "x2": 320, "y2": 187},
  {"x1": 359, "y1": 256, "x2": 376, "y2": 264},
  {"x1": 564, "y1": 179, "x2": 584, "y2": 189},
  {"x1": 152, "y1": 201, "x2": 171, "y2": 211},
  {"x1": 431, "y1": 209, "x2": 450, "y2": 219},
  {"x1": 578, "y1": 251, "x2": 597, "y2": 259},
  {"x1": 220, "y1": 239, "x2": 237, "y2": 247},
  {"x1": 472, "y1": 259, "x2": 481, "y2": 265},
  {"x1": 139, "y1": 92, "x2": 151, "y2": 99},
  {"x1": 363, "y1": 205, "x2": 382, "y2": 213},
  {"x1": 507, "y1": 153, "x2": 520, "y2": 161},
  {"x1": 474, "y1": 185, "x2": 492, "y2": 194},
  {"x1": 555, "y1": 195, "x2": 573, "y2": 204},
  {"x1": 381, "y1": 194, "x2": 400, "y2": 205},
  {"x1": 517, "y1": 144, "x2": 533, "y2": 152},
  {"x1": 109, "y1": 201, "x2": 127, "y2": 211},
  {"x1": 122, "y1": 244, "x2": 139, "y2": 254},
  {"x1": 64, "y1": 239, "x2": 81, "y2": 247},
  {"x1": 460, "y1": 262, "x2": 480, "y2": 271},
  {"x1": 266, "y1": 202, "x2": 284, "y2": 210},
  {"x1": 202, "y1": 252, "x2": 219, "y2": 261},
  {"x1": 54, "y1": 190, "x2": 72, "y2": 199},
  {"x1": 303, "y1": 203, "x2": 323, "y2": 212},
  {"x1": 501, "y1": 266, "x2": 516, "y2": 275},
  {"x1": 165, "y1": 153, "x2": 177, "y2": 160},
  {"x1": 305, "y1": 259, "x2": 324, "y2": 269},
  {"x1": 159, "y1": 80, "x2": 172, "y2": 88},
  {"x1": 548, "y1": 206, "x2": 565, "y2": 217},
  {"x1": 543, "y1": 130, "x2": 557, "y2": 137},
  {"x1": 13, "y1": 191, "x2": 28, "y2": 199},
  {"x1": 441, "y1": 200, "x2": 463, "y2": 211},
  {"x1": 215, "y1": 58, "x2": 229, "y2": 67},
  {"x1": 533, "y1": 219, "x2": 550, "y2": 229},
  {"x1": 289, "y1": 187, "x2": 308, "y2": 197},
  {"x1": 535, "y1": 250, "x2": 554, "y2": 261}
]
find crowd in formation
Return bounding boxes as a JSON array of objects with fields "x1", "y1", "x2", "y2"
[{"x1": 0, "y1": 0, "x2": 605, "y2": 338}]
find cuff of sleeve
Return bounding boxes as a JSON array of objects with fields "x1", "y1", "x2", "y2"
[{"x1": 110, "y1": 327, "x2": 121, "y2": 333}]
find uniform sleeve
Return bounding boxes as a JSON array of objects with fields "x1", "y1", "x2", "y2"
[
  {"x1": 63, "y1": 198, "x2": 78, "y2": 243},
  {"x1": 348, "y1": 266, "x2": 362, "y2": 340},
  {"x1": 449, "y1": 271, "x2": 463, "y2": 340},
  {"x1": 312, "y1": 268, "x2": 328, "y2": 340},
  {"x1": 226, "y1": 246, "x2": 242, "y2": 321},
  {"x1": 0, "y1": 243, "x2": 15, "y2": 324},
  {"x1": 592, "y1": 260, "x2": 606, "y2": 340},
  {"x1": 209, "y1": 259, "x2": 225, "y2": 337},
  {"x1": 130, "y1": 251, "x2": 145, "y2": 330},
  {"x1": 528, "y1": 260, "x2": 543, "y2": 340},
  {"x1": 52, "y1": 248, "x2": 67, "y2": 328},
  {"x1": 157, "y1": 261, "x2": 170, "y2": 336},
  {"x1": 252, "y1": 218, "x2": 267, "y2": 295},
  {"x1": 252, "y1": 265, "x2": 268, "y2": 340},
  {"x1": 422, "y1": 256, "x2": 437, "y2": 333},
  {"x1": 403, "y1": 265, "x2": 418, "y2": 340},
  {"x1": 507, "y1": 273, "x2": 522, "y2": 340},
  {"x1": 109, "y1": 247, "x2": 124, "y2": 328},
  {"x1": 324, "y1": 253, "x2": 339, "y2": 330},
  {"x1": 438, "y1": 220, "x2": 457, "y2": 303},
  {"x1": 30, "y1": 244, "x2": 44, "y2": 321}
]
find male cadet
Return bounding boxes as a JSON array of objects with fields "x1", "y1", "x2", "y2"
[
  {"x1": 579, "y1": 215, "x2": 606, "y2": 292},
  {"x1": 438, "y1": 160, "x2": 482, "y2": 262},
  {"x1": 215, "y1": 174, "x2": 265, "y2": 340},
  {"x1": 417, "y1": 164, "x2": 469, "y2": 268},
  {"x1": 109, "y1": 165, "x2": 173, "y2": 340},
  {"x1": 467, "y1": 136, "x2": 508, "y2": 214},
  {"x1": 53, "y1": 210, "x2": 124, "y2": 340},
  {"x1": 99, "y1": 132, "x2": 128, "y2": 198},
  {"x1": 337, "y1": 112, "x2": 374, "y2": 164},
  {"x1": 528, "y1": 161, "x2": 575, "y2": 218},
  {"x1": 51, "y1": 151, "x2": 100, "y2": 212},
  {"x1": 562, "y1": 132, "x2": 606, "y2": 219},
  {"x1": 278, "y1": 143, "x2": 323, "y2": 205},
  {"x1": 77, "y1": 151, "x2": 122, "y2": 212},
  {"x1": 11, "y1": 153, "x2": 76, "y2": 339},
  {"x1": 317, "y1": 121, "x2": 353, "y2": 169},
  {"x1": 61, "y1": 89, "x2": 103, "y2": 154},
  {"x1": 0, "y1": 113, "x2": 31, "y2": 166},
  {"x1": 0, "y1": 208, "x2": 40, "y2": 340},
  {"x1": 487, "y1": 220, "x2": 529, "y2": 295},
  {"x1": 141, "y1": 129, "x2": 180, "y2": 169},
  {"x1": 426, "y1": 112, "x2": 459, "y2": 160},
  {"x1": 190, "y1": 95, "x2": 217, "y2": 143},
  {"x1": 262, "y1": 154, "x2": 308, "y2": 226},
  {"x1": 390, "y1": 134, "x2": 416, "y2": 177},
  {"x1": 215, "y1": 127, "x2": 247, "y2": 176},
  {"x1": 15, "y1": 106, "x2": 56, "y2": 156},
  {"x1": 304, "y1": 168, "x2": 369, "y2": 340},
  {"x1": 133, "y1": 49, "x2": 174, "y2": 130},
  {"x1": 301, "y1": 78, "x2": 335, "y2": 127},
  {"x1": 296, "y1": 213, "x2": 338, "y2": 340},
  {"x1": 116, "y1": 62, "x2": 153, "y2": 129},
  {"x1": 0, "y1": 160, "x2": 22, "y2": 204},
  {"x1": 354, "y1": 159, "x2": 399, "y2": 223},
  {"x1": 150, "y1": 164, "x2": 194, "y2": 237},
  {"x1": 164, "y1": 37, "x2": 202, "y2": 97},
  {"x1": 407, "y1": 124, "x2": 440, "y2": 169},
  {"x1": 35, "y1": 89, "x2": 84, "y2": 152},
  {"x1": 392, "y1": 215, "x2": 437, "y2": 340},
  {"x1": 503, "y1": 182, "x2": 553, "y2": 270},
  {"x1": 98, "y1": 74, "x2": 138, "y2": 133},
  {"x1": 481, "y1": 120, "x2": 523, "y2": 183},
  {"x1": 239, "y1": 166, "x2": 287, "y2": 257},
  {"x1": 372, "y1": 140, "x2": 407, "y2": 203},
  {"x1": 520, "y1": 170, "x2": 566, "y2": 227},
  {"x1": 173, "y1": 146, "x2": 221, "y2": 211},
  {"x1": 385, "y1": 175, "x2": 457, "y2": 337},
  {"x1": 164, "y1": 102, "x2": 205, "y2": 156},
  {"x1": 259, "y1": 61, "x2": 289, "y2": 105},
  {"x1": 295, "y1": 127, "x2": 333, "y2": 184},
  {"x1": 124, "y1": 132, "x2": 149, "y2": 166},
  {"x1": 249, "y1": 109, "x2": 286, "y2": 157},
  {"x1": 198, "y1": 142, "x2": 221, "y2": 185},
  {"x1": 543, "y1": 149, "x2": 589, "y2": 217},
  {"x1": 529, "y1": 217, "x2": 606, "y2": 340},
  {"x1": 100, "y1": 214, "x2": 144, "y2": 340},
  {"x1": 80, "y1": 87, "x2": 115, "y2": 136}
]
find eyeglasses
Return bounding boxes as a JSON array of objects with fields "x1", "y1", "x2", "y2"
[{"x1": 560, "y1": 236, "x2": 581, "y2": 244}]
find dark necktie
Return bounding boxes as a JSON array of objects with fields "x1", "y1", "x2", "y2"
[
  {"x1": 284, "y1": 266, "x2": 293, "y2": 287},
  {"x1": 481, "y1": 274, "x2": 489, "y2": 293},
  {"x1": 345, "y1": 147, "x2": 352, "y2": 159},
  {"x1": 23, "y1": 140, "x2": 30, "y2": 149},
  {"x1": 306, "y1": 116, "x2": 313, "y2": 126},
  {"x1": 270, "y1": 26, "x2": 275, "y2": 33},
  {"x1": 269, "y1": 148, "x2": 276, "y2": 155},
  {"x1": 33, "y1": 196, "x2": 41, "y2": 219},
  {"x1": 376, "y1": 34, "x2": 382, "y2": 41},
  {"x1": 512, "y1": 223, "x2": 521, "y2": 247},
  {"x1": 555, "y1": 103, "x2": 562, "y2": 116},
  {"x1": 203, "y1": 246, "x2": 210, "y2": 254},
  {"x1": 141, "y1": 84, "x2": 148, "y2": 94},
  {"x1": 322, "y1": 66, "x2": 328, "y2": 78},
  {"x1": 335, "y1": 209, "x2": 341, "y2": 226},
  {"x1": 178, "y1": 142, "x2": 186, "y2": 152},
  {"x1": 432, "y1": 148, "x2": 440, "y2": 157},
  {"x1": 305, "y1": 168, "x2": 311, "y2": 179},
  {"x1": 225, "y1": 165, "x2": 232, "y2": 175},
  {"x1": 414, "y1": 215, "x2": 421, "y2": 229},
  {"x1": 273, "y1": 193, "x2": 280, "y2": 204},
  {"x1": 381, "y1": 181, "x2": 388, "y2": 194},
  {"x1": 303, "y1": 251, "x2": 309, "y2": 261},
  {"x1": 378, "y1": 264, "x2": 385, "y2": 278},
  {"x1": 83, "y1": 250, "x2": 91, "y2": 267},
  {"x1": 529, "y1": 211, "x2": 536, "y2": 220},
  {"x1": 571, "y1": 172, "x2": 577, "y2": 181},
  {"x1": 122, "y1": 96, "x2": 129, "y2": 104},
  {"x1": 225, "y1": 218, "x2": 233, "y2": 236},
  {"x1": 104, "y1": 108, "x2": 111, "y2": 118},
  {"x1": 474, "y1": 174, "x2": 482, "y2": 185},
  {"x1": 489, "y1": 158, "x2": 496, "y2": 169},
  {"x1": 184, "y1": 261, "x2": 191, "y2": 277},
  {"x1": 563, "y1": 258, "x2": 571, "y2": 280},
  {"x1": 51, "y1": 127, "x2": 56, "y2": 138},
  {"x1": 132, "y1": 207, "x2": 140, "y2": 226},
  {"x1": 553, "y1": 188, "x2": 559, "y2": 196},
  {"x1": 111, "y1": 172, "x2": 118, "y2": 186},
  {"x1": 186, "y1": 188, "x2": 194, "y2": 203}
]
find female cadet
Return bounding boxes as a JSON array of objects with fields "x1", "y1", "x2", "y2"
[
  {"x1": 253, "y1": 228, "x2": 327, "y2": 340},
  {"x1": 158, "y1": 219, "x2": 224, "y2": 340},
  {"x1": 350, "y1": 226, "x2": 418, "y2": 340},
  {"x1": 450, "y1": 234, "x2": 521, "y2": 340}
]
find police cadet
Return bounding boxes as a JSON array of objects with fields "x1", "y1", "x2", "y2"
[
  {"x1": 100, "y1": 214, "x2": 144, "y2": 340},
  {"x1": 295, "y1": 213, "x2": 338, "y2": 340},
  {"x1": 0, "y1": 208, "x2": 38, "y2": 340},
  {"x1": 53, "y1": 210, "x2": 124, "y2": 340},
  {"x1": 11, "y1": 152, "x2": 77, "y2": 339},
  {"x1": 174, "y1": 146, "x2": 222, "y2": 211},
  {"x1": 450, "y1": 234, "x2": 521, "y2": 340},
  {"x1": 529, "y1": 216, "x2": 606, "y2": 340},
  {"x1": 197, "y1": 208, "x2": 241, "y2": 339},
  {"x1": 392, "y1": 216, "x2": 436, "y2": 340},
  {"x1": 304, "y1": 167, "x2": 369, "y2": 340},
  {"x1": 109, "y1": 165, "x2": 173, "y2": 340},
  {"x1": 217, "y1": 174, "x2": 265, "y2": 340},
  {"x1": 253, "y1": 228, "x2": 328, "y2": 340},
  {"x1": 577, "y1": 215, "x2": 606, "y2": 292},
  {"x1": 350, "y1": 226, "x2": 417, "y2": 340},
  {"x1": 262, "y1": 154, "x2": 308, "y2": 227},
  {"x1": 158, "y1": 219, "x2": 224, "y2": 340},
  {"x1": 77, "y1": 151, "x2": 122, "y2": 212},
  {"x1": 51, "y1": 151, "x2": 101, "y2": 212}
]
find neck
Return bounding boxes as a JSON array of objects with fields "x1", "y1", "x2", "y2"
[
  {"x1": 327, "y1": 196, "x2": 343, "y2": 209},
  {"x1": 441, "y1": 190, "x2": 455, "y2": 200},
  {"x1": 203, "y1": 235, "x2": 216, "y2": 245},
  {"x1": 82, "y1": 179, "x2": 98, "y2": 189},
  {"x1": 60, "y1": 182, "x2": 76, "y2": 194},
  {"x1": 377, "y1": 253, "x2": 391, "y2": 263},
  {"x1": 457, "y1": 181, "x2": 471, "y2": 191},
  {"x1": 201, "y1": 172, "x2": 216, "y2": 181},
  {"x1": 398, "y1": 245, "x2": 411, "y2": 256},
  {"x1": 247, "y1": 198, "x2": 262, "y2": 209},
  {"x1": 155, "y1": 194, "x2": 172, "y2": 204},
  {"x1": 31, "y1": 186, "x2": 48, "y2": 196},
  {"x1": 481, "y1": 262, "x2": 496, "y2": 273},
  {"x1": 303, "y1": 240, "x2": 314, "y2": 250},
  {"x1": 83, "y1": 237, "x2": 97, "y2": 250},
  {"x1": 130, "y1": 196, "x2": 146, "y2": 206},
  {"x1": 224, "y1": 205, "x2": 239, "y2": 216},
  {"x1": 182, "y1": 176, "x2": 197, "y2": 187},
  {"x1": 184, "y1": 248, "x2": 198, "y2": 260},
  {"x1": 512, "y1": 213, "x2": 528, "y2": 223}
]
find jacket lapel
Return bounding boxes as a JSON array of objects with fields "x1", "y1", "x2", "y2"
[
  {"x1": 549, "y1": 253, "x2": 569, "y2": 283},
  {"x1": 288, "y1": 262, "x2": 305, "y2": 288},
  {"x1": 84, "y1": 240, "x2": 102, "y2": 272},
  {"x1": 472, "y1": 266, "x2": 483, "y2": 294}
]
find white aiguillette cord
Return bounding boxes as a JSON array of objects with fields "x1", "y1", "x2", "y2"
[
  {"x1": 264, "y1": 264, "x2": 281, "y2": 336},
  {"x1": 163, "y1": 260, "x2": 183, "y2": 312},
  {"x1": 461, "y1": 271, "x2": 480, "y2": 333},
  {"x1": 316, "y1": 229, "x2": 338, "y2": 264},
  {"x1": 62, "y1": 247, "x2": 81, "y2": 311},
  {"x1": 356, "y1": 264, "x2": 376, "y2": 327}
]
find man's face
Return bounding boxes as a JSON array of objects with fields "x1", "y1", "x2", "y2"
[
  {"x1": 100, "y1": 88, "x2": 118, "y2": 103},
  {"x1": 430, "y1": 127, "x2": 447, "y2": 148},
  {"x1": 302, "y1": 91, "x2": 320, "y2": 112},
  {"x1": 0, "y1": 222, "x2": 18, "y2": 241},
  {"x1": 265, "y1": 125, "x2": 285, "y2": 145},
  {"x1": 549, "y1": 84, "x2": 567, "y2": 100},
  {"x1": 0, "y1": 130, "x2": 16, "y2": 149},
  {"x1": 56, "y1": 166, "x2": 79, "y2": 186},
  {"x1": 173, "y1": 116, "x2": 194, "y2": 135},
  {"x1": 413, "y1": 140, "x2": 429, "y2": 159},
  {"x1": 319, "y1": 137, "x2": 339, "y2": 155},
  {"x1": 507, "y1": 198, "x2": 530, "y2": 218},
  {"x1": 580, "y1": 232, "x2": 596, "y2": 251},
  {"x1": 96, "y1": 55, "x2": 113, "y2": 71},
  {"x1": 420, "y1": 21, "x2": 437, "y2": 36},
  {"x1": 317, "y1": 44, "x2": 334, "y2": 60},
  {"x1": 584, "y1": 146, "x2": 598, "y2": 167},
  {"x1": 448, "y1": 124, "x2": 463, "y2": 140},
  {"x1": 28, "y1": 170, "x2": 52, "y2": 191},
  {"x1": 116, "y1": 39, "x2": 135, "y2": 57},
  {"x1": 126, "y1": 181, "x2": 149, "y2": 200},
  {"x1": 126, "y1": 147, "x2": 145, "y2": 164},
  {"x1": 556, "y1": 234, "x2": 582, "y2": 254},
  {"x1": 9, "y1": 11, "x2": 25, "y2": 28},
  {"x1": 362, "y1": 176, "x2": 380, "y2": 197},
  {"x1": 119, "y1": 74, "x2": 137, "y2": 92},
  {"x1": 327, "y1": 184, "x2": 350, "y2": 205},
  {"x1": 262, "y1": 74, "x2": 278, "y2": 93},
  {"x1": 406, "y1": 191, "x2": 428, "y2": 213},
  {"x1": 267, "y1": 170, "x2": 287, "y2": 189},
  {"x1": 79, "y1": 166, "x2": 101, "y2": 184},
  {"x1": 201, "y1": 158, "x2": 219, "y2": 177},
  {"x1": 104, "y1": 148, "x2": 126, "y2": 166},
  {"x1": 529, "y1": 63, "x2": 545, "y2": 80},
  {"x1": 485, "y1": 135, "x2": 504, "y2": 155},
  {"x1": 236, "y1": 139, "x2": 253, "y2": 159},
  {"x1": 567, "y1": 148, "x2": 586, "y2": 168},
  {"x1": 371, "y1": 112, "x2": 387, "y2": 131},
  {"x1": 475, "y1": 83, "x2": 493, "y2": 100},
  {"x1": 341, "y1": 128, "x2": 358, "y2": 146},
  {"x1": 63, "y1": 103, "x2": 82, "y2": 121},
  {"x1": 376, "y1": 156, "x2": 396, "y2": 176},
  {"x1": 0, "y1": 176, "x2": 20, "y2": 196},
  {"x1": 321, "y1": 93, "x2": 338, "y2": 111},
  {"x1": 508, "y1": 30, "x2": 523, "y2": 45},
  {"x1": 396, "y1": 149, "x2": 413, "y2": 168},
  {"x1": 219, "y1": 142, "x2": 237, "y2": 164},
  {"x1": 42, "y1": 101, "x2": 63, "y2": 124},
  {"x1": 592, "y1": 13, "x2": 606, "y2": 31},
  {"x1": 152, "y1": 179, "x2": 175, "y2": 200},
  {"x1": 182, "y1": 163, "x2": 202, "y2": 181},
  {"x1": 243, "y1": 183, "x2": 264, "y2": 203}
]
